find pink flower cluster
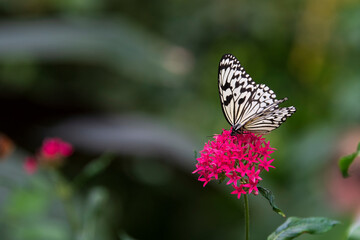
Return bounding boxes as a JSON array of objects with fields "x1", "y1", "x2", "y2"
[
  {"x1": 24, "y1": 138, "x2": 73, "y2": 174},
  {"x1": 193, "y1": 129, "x2": 275, "y2": 199},
  {"x1": 40, "y1": 138, "x2": 73, "y2": 160}
]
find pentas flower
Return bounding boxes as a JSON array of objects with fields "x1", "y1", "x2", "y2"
[
  {"x1": 193, "y1": 128, "x2": 275, "y2": 199},
  {"x1": 24, "y1": 157, "x2": 37, "y2": 175},
  {"x1": 23, "y1": 138, "x2": 73, "y2": 175},
  {"x1": 40, "y1": 138, "x2": 73, "y2": 160}
]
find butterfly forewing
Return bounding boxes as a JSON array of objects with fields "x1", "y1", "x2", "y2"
[
  {"x1": 218, "y1": 54, "x2": 255, "y2": 126},
  {"x1": 218, "y1": 54, "x2": 296, "y2": 134}
]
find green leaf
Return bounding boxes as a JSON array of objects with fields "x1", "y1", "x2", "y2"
[
  {"x1": 267, "y1": 217, "x2": 340, "y2": 240},
  {"x1": 348, "y1": 222, "x2": 360, "y2": 240},
  {"x1": 0, "y1": 20, "x2": 187, "y2": 86},
  {"x1": 338, "y1": 141, "x2": 360, "y2": 178},
  {"x1": 4, "y1": 189, "x2": 50, "y2": 219},
  {"x1": 118, "y1": 231, "x2": 137, "y2": 240},
  {"x1": 14, "y1": 220, "x2": 69, "y2": 240},
  {"x1": 78, "y1": 187, "x2": 113, "y2": 240},
  {"x1": 339, "y1": 153, "x2": 357, "y2": 177},
  {"x1": 258, "y1": 186, "x2": 286, "y2": 217},
  {"x1": 73, "y1": 153, "x2": 113, "y2": 187}
]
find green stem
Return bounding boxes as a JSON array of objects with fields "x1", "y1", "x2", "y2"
[
  {"x1": 60, "y1": 181, "x2": 80, "y2": 233},
  {"x1": 244, "y1": 194, "x2": 250, "y2": 240},
  {"x1": 50, "y1": 170, "x2": 80, "y2": 233}
]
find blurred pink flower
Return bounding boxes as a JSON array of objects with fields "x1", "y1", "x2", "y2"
[
  {"x1": 193, "y1": 129, "x2": 276, "y2": 199},
  {"x1": 23, "y1": 137, "x2": 73, "y2": 174},
  {"x1": 24, "y1": 157, "x2": 37, "y2": 175},
  {"x1": 41, "y1": 138, "x2": 73, "y2": 160}
]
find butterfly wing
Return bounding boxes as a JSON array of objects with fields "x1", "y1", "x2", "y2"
[
  {"x1": 243, "y1": 106, "x2": 296, "y2": 134},
  {"x1": 218, "y1": 54, "x2": 278, "y2": 130},
  {"x1": 237, "y1": 83, "x2": 279, "y2": 127},
  {"x1": 218, "y1": 54, "x2": 255, "y2": 126}
]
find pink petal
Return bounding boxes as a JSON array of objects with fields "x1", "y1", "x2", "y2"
[{"x1": 24, "y1": 157, "x2": 37, "y2": 175}]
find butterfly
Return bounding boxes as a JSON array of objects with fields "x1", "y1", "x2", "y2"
[{"x1": 218, "y1": 54, "x2": 296, "y2": 135}]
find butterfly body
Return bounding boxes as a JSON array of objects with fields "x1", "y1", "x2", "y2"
[{"x1": 218, "y1": 54, "x2": 296, "y2": 135}]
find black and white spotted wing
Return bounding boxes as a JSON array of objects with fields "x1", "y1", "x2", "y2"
[{"x1": 218, "y1": 54, "x2": 296, "y2": 134}]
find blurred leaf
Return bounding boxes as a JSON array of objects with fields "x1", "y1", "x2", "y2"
[
  {"x1": 267, "y1": 217, "x2": 340, "y2": 240},
  {"x1": 258, "y1": 186, "x2": 285, "y2": 217},
  {"x1": 54, "y1": 0, "x2": 104, "y2": 14},
  {"x1": 50, "y1": 115, "x2": 197, "y2": 170},
  {"x1": 132, "y1": 159, "x2": 173, "y2": 186},
  {"x1": 77, "y1": 187, "x2": 112, "y2": 240},
  {"x1": 338, "y1": 141, "x2": 360, "y2": 178},
  {"x1": 118, "y1": 231, "x2": 137, "y2": 240},
  {"x1": 14, "y1": 220, "x2": 69, "y2": 240},
  {"x1": 4, "y1": 189, "x2": 49, "y2": 219},
  {"x1": 74, "y1": 153, "x2": 113, "y2": 187},
  {"x1": 83, "y1": 187, "x2": 109, "y2": 219},
  {"x1": 348, "y1": 222, "x2": 360, "y2": 240},
  {"x1": 0, "y1": 19, "x2": 191, "y2": 85},
  {"x1": 0, "y1": 58, "x2": 38, "y2": 92}
]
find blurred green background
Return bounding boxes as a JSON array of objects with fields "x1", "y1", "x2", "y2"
[{"x1": 1, "y1": 0, "x2": 360, "y2": 239}]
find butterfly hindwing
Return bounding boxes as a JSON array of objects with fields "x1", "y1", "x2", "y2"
[
  {"x1": 244, "y1": 106, "x2": 296, "y2": 134},
  {"x1": 218, "y1": 53, "x2": 296, "y2": 134},
  {"x1": 238, "y1": 83, "x2": 278, "y2": 126}
]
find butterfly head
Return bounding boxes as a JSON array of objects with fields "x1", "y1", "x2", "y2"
[
  {"x1": 230, "y1": 129, "x2": 237, "y2": 136},
  {"x1": 230, "y1": 124, "x2": 243, "y2": 136}
]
